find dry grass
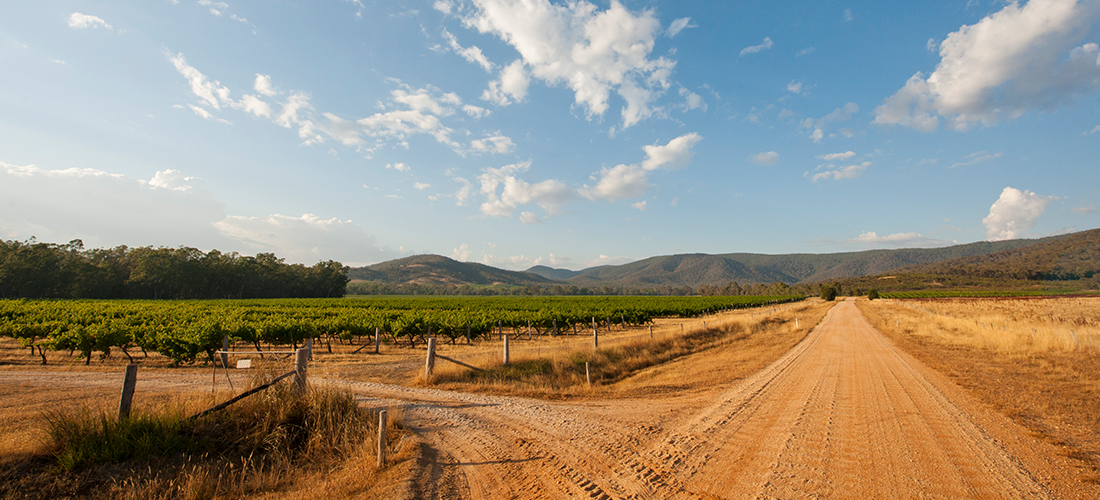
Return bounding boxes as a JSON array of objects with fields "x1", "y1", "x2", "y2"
[
  {"x1": 0, "y1": 371, "x2": 413, "y2": 499},
  {"x1": 859, "y1": 297, "x2": 1100, "y2": 484},
  {"x1": 429, "y1": 299, "x2": 836, "y2": 399},
  {"x1": 872, "y1": 296, "x2": 1099, "y2": 353}
]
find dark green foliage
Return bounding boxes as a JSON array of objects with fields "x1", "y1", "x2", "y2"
[
  {"x1": 0, "y1": 238, "x2": 349, "y2": 299},
  {"x1": 867, "y1": 289, "x2": 879, "y2": 300},
  {"x1": 820, "y1": 284, "x2": 837, "y2": 301}
]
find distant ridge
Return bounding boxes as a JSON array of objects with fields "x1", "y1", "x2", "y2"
[
  {"x1": 347, "y1": 254, "x2": 553, "y2": 286},
  {"x1": 347, "y1": 232, "x2": 1087, "y2": 290}
]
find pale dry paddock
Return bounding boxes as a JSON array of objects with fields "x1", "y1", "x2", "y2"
[{"x1": 875, "y1": 296, "x2": 1100, "y2": 354}]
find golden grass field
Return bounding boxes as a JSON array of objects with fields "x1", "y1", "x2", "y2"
[{"x1": 858, "y1": 296, "x2": 1100, "y2": 484}]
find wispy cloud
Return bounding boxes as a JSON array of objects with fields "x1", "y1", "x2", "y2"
[{"x1": 740, "y1": 37, "x2": 774, "y2": 56}]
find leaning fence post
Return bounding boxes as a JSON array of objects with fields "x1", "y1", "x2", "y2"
[
  {"x1": 294, "y1": 347, "x2": 308, "y2": 395},
  {"x1": 377, "y1": 409, "x2": 388, "y2": 468},
  {"x1": 118, "y1": 364, "x2": 138, "y2": 420},
  {"x1": 425, "y1": 337, "x2": 436, "y2": 381},
  {"x1": 503, "y1": 335, "x2": 510, "y2": 365},
  {"x1": 585, "y1": 362, "x2": 591, "y2": 386}
]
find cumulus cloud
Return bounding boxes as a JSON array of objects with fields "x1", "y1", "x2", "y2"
[
  {"x1": 812, "y1": 161, "x2": 871, "y2": 182},
  {"x1": 386, "y1": 162, "x2": 411, "y2": 172},
  {"x1": 786, "y1": 81, "x2": 803, "y2": 94},
  {"x1": 470, "y1": 134, "x2": 515, "y2": 154},
  {"x1": 478, "y1": 161, "x2": 574, "y2": 218},
  {"x1": 750, "y1": 151, "x2": 779, "y2": 165},
  {"x1": 169, "y1": 53, "x2": 509, "y2": 155},
  {"x1": 68, "y1": 13, "x2": 112, "y2": 30},
  {"x1": 982, "y1": 186, "x2": 1058, "y2": 240},
  {"x1": 452, "y1": 243, "x2": 471, "y2": 261},
  {"x1": 816, "y1": 151, "x2": 856, "y2": 161},
  {"x1": 874, "y1": 0, "x2": 1100, "y2": 132},
  {"x1": 413, "y1": 182, "x2": 431, "y2": 190},
  {"x1": 740, "y1": 37, "x2": 774, "y2": 56},
  {"x1": 456, "y1": 0, "x2": 675, "y2": 128},
  {"x1": 678, "y1": 87, "x2": 706, "y2": 111},
  {"x1": 582, "y1": 133, "x2": 702, "y2": 201},
  {"x1": 482, "y1": 59, "x2": 530, "y2": 106},
  {"x1": 254, "y1": 74, "x2": 277, "y2": 96},
  {"x1": 519, "y1": 211, "x2": 542, "y2": 224},
  {"x1": 667, "y1": 17, "x2": 695, "y2": 37},
  {"x1": 848, "y1": 231, "x2": 956, "y2": 248},
  {"x1": 631, "y1": 201, "x2": 647, "y2": 211}
]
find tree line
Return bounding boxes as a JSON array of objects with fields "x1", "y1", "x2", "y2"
[{"x1": 0, "y1": 238, "x2": 349, "y2": 299}]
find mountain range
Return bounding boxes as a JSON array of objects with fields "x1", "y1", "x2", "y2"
[{"x1": 347, "y1": 229, "x2": 1099, "y2": 290}]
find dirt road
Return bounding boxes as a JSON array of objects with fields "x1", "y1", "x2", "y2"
[{"x1": 349, "y1": 300, "x2": 1087, "y2": 499}]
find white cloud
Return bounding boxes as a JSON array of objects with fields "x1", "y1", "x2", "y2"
[
  {"x1": 874, "y1": 0, "x2": 1100, "y2": 131},
  {"x1": 816, "y1": 151, "x2": 856, "y2": 161},
  {"x1": 457, "y1": 0, "x2": 675, "y2": 128},
  {"x1": 519, "y1": 211, "x2": 542, "y2": 224},
  {"x1": 1085, "y1": 125, "x2": 1100, "y2": 135},
  {"x1": 811, "y1": 128, "x2": 824, "y2": 142},
  {"x1": 801, "y1": 103, "x2": 858, "y2": 141},
  {"x1": 982, "y1": 186, "x2": 1058, "y2": 240},
  {"x1": 843, "y1": 8, "x2": 853, "y2": 22},
  {"x1": 442, "y1": 29, "x2": 495, "y2": 72},
  {"x1": 463, "y1": 104, "x2": 491, "y2": 118},
  {"x1": 198, "y1": 0, "x2": 229, "y2": 16},
  {"x1": 68, "y1": 13, "x2": 112, "y2": 30},
  {"x1": 678, "y1": 87, "x2": 706, "y2": 111},
  {"x1": 434, "y1": 1, "x2": 454, "y2": 15},
  {"x1": 470, "y1": 134, "x2": 515, "y2": 154},
  {"x1": 740, "y1": 37, "x2": 774, "y2": 56},
  {"x1": 236, "y1": 94, "x2": 273, "y2": 118},
  {"x1": 750, "y1": 151, "x2": 779, "y2": 165},
  {"x1": 812, "y1": 161, "x2": 870, "y2": 181},
  {"x1": 786, "y1": 81, "x2": 803, "y2": 94},
  {"x1": 482, "y1": 59, "x2": 530, "y2": 106},
  {"x1": 582, "y1": 133, "x2": 701, "y2": 201},
  {"x1": 950, "y1": 151, "x2": 1002, "y2": 168},
  {"x1": 452, "y1": 243, "x2": 471, "y2": 261},
  {"x1": 667, "y1": 17, "x2": 695, "y2": 38},
  {"x1": 631, "y1": 201, "x2": 647, "y2": 211},
  {"x1": 583, "y1": 254, "x2": 633, "y2": 267},
  {"x1": 795, "y1": 46, "x2": 816, "y2": 57},
  {"x1": 386, "y1": 162, "x2": 411, "y2": 172},
  {"x1": 478, "y1": 161, "x2": 574, "y2": 218},
  {"x1": 254, "y1": 74, "x2": 277, "y2": 96},
  {"x1": 169, "y1": 53, "x2": 233, "y2": 110},
  {"x1": 452, "y1": 176, "x2": 474, "y2": 205},
  {"x1": 413, "y1": 182, "x2": 431, "y2": 190},
  {"x1": 213, "y1": 213, "x2": 393, "y2": 266},
  {"x1": 1071, "y1": 204, "x2": 1097, "y2": 214},
  {"x1": 848, "y1": 231, "x2": 956, "y2": 248}
]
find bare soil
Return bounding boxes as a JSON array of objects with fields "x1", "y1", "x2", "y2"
[{"x1": 3, "y1": 299, "x2": 1096, "y2": 498}]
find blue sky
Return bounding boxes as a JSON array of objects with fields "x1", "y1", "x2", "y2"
[{"x1": 2, "y1": 0, "x2": 1098, "y2": 270}]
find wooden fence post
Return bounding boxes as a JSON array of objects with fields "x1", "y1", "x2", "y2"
[
  {"x1": 294, "y1": 347, "x2": 308, "y2": 395},
  {"x1": 593, "y1": 327, "x2": 599, "y2": 349},
  {"x1": 649, "y1": 325, "x2": 653, "y2": 339},
  {"x1": 377, "y1": 409, "x2": 388, "y2": 468},
  {"x1": 425, "y1": 337, "x2": 436, "y2": 381},
  {"x1": 306, "y1": 338, "x2": 313, "y2": 361},
  {"x1": 466, "y1": 324, "x2": 471, "y2": 344},
  {"x1": 585, "y1": 362, "x2": 591, "y2": 386},
  {"x1": 503, "y1": 335, "x2": 510, "y2": 365},
  {"x1": 374, "y1": 327, "x2": 380, "y2": 354},
  {"x1": 221, "y1": 335, "x2": 229, "y2": 367},
  {"x1": 118, "y1": 364, "x2": 138, "y2": 420}
]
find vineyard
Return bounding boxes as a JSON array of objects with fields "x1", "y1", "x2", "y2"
[{"x1": 0, "y1": 295, "x2": 802, "y2": 365}]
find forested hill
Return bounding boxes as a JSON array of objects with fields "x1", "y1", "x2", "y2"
[
  {"x1": 347, "y1": 254, "x2": 555, "y2": 286},
  {"x1": 525, "y1": 236, "x2": 1057, "y2": 288},
  {"x1": 0, "y1": 239, "x2": 349, "y2": 299},
  {"x1": 893, "y1": 228, "x2": 1100, "y2": 281}
]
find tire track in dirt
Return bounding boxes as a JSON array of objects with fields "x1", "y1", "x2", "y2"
[{"x1": 346, "y1": 299, "x2": 1092, "y2": 499}]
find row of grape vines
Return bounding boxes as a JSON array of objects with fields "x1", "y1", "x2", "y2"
[{"x1": 0, "y1": 295, "x2": 803, "y2": 365}]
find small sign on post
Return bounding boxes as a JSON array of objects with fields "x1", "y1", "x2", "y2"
[{"x1": 118, "y1": 364, "x2": 138, "y2": 420}]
